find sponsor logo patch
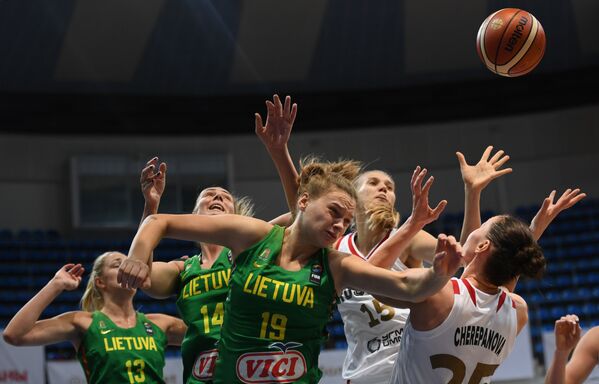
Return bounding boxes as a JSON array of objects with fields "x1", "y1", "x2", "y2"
[
  {"x1": 192, "y1": 349, "x2": 218, "y2": 380},
  {"x1": 235, "y1": 342, "x2": 306, "y2": 383}
]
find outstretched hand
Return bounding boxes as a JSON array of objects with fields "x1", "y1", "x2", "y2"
[
  {"x1": 554, "y1": 314, "x2": 581, "y2": 353},
  {"x1": 140, "y1": 157, "x2": 167, "y2": 207},
  {"x1": 255, "y1": 94, "x2": 297, "y2": 152},
  {"x1": 409, "y1": 166, "x2": 447, "y2": 228},
  {"x1": 530, "y1": 188, "x2": 586, "y2": 240},
  {"x1": 53, "y1": 264, "x2": 84, "y2": 291},
  {"x1": 457, "y1": 145, "x2": 512, "y2": 192},
  {"x1": 117, "y1": 259, "x2": 151, "y2": 290},
  {"x1": 432, "y1": 234, "x2": 464, "y2": 278}
]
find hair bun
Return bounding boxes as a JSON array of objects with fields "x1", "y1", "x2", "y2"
[{"x1": 515, "y1": 244, "x2": 546, "y2": 279}]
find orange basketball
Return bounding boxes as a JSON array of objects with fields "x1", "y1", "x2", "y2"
[{"x1": 476, "y1": 8, "x2": 546, "y2": 77}]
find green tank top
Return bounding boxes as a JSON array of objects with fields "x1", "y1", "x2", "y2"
[
  {"x1": 77, "y1": 311, "x2": 167, "y2": 384},
  {"x1": 213, "y1": 225, "x2": 335, "y2": 384},
  {"x1": 176, "y1": 249, "x2": 232, "y2": 384}
]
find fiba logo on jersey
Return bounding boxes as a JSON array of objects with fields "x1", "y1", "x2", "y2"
[
  {"x1": 309, "y1": 264, "x2": 322, "y2": 285},
  {"x1": 143, "y1": 322, "x2": 154, "y2": 335}
]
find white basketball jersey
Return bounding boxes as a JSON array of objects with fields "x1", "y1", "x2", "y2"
[
  {"x1": 334, "y1": 230, "x2": 411, "y2": 384},
  {"x1": 389, "y1": 278, "x2": 518, "y2": 384}
]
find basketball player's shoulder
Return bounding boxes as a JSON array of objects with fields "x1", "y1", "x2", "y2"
[{"x1": 68, "y1": 311, "x2": 93, "y2": 330}]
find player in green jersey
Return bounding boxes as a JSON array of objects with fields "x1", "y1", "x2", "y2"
[
  {"x1": 3, "y1": 252, "x2": 187, "y2": 384},
  {"x1": 137, "y1": 157, "x2": 253, "y2": 383},
  {"x1": 134, "y1": 95, "x2": 296, "y2": 383},
  {"x1": 119, "y1": 157, "x2": 464, "y2": 383}
]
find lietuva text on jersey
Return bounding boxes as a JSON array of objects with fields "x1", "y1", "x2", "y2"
[
  {"x1": 453, "y1": 326, "x2": 507, "y2": 356},
  {"x1": 182, "y1": 269, "x2": 231, "y2": 298},
  {"x1": 103, "y1": 336, "x2": 159, "y2": 352},
  {"x1": 243, "y1": 272, "x2": 315, "y2": 308}
]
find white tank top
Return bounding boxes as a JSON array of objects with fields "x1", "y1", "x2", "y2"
[
  {"x1": 334, "y1": 230, "x2": 411, "y2": 384},
  {"x1": 389, "y1": 278, "x2": 518, "y2": 384}
]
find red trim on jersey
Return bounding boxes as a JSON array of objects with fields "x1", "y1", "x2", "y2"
[
  {"x1": 333, "y1": 236, "x2": 343, "y2": 250},
  {"x1": 80, "y1": 345, "x2": 91, "y2": 380},
  {"x1": 512, "y1": 298, "x2": 517, "y2": 309},
  {"x1": 451, "y1": 279, "x2": 460, "y2": 294},
  {"x1": 497, "y1": 291, "x2": 507, "y2": 312},
  {"x1": 365, "y1": 230, "x2": 392, "y2": 259},
  {"x1": 347, "y1": 233, "x2": 362, "y2": 258},
  {"x1": 461, "y1": 278, "x2": 477, "y2": 307}
]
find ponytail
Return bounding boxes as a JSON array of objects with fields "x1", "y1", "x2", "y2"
[{"x1": 80, "y1": 252, "x2": 112, "y2": 312}]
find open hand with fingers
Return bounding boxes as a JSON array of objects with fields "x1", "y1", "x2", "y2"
[
  {"x1": 255, "y1": 94, "x2": 297, "y2": 153},
  {"x1": 432, "y1": 234, "x2": 464, "y2": 278},
  {"x1": 408, "y1": 166, "x2": 447, "y2": 228},
  {"x1": 52, "y1": 264, "x2": 85, "y2": 291},
  {"x1": 457, "y1": 145, "x2": 512, "y2": 192},
  {"x1": 554, "y1": 314, "x2": 581, "y2": 354},
  {"x1": 140, "y1": 157, "x2": 167, "y2": 208},
  {"x1": 530, "y1": 188, "x2": 586, "y2": 240},
  {"x1": 117, "y1": 259, "x2": 151, "y2": 290}
]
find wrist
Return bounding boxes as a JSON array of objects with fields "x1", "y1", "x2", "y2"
[
  {"x1": 403, "y1": 216, "x2": 425, "y2": 232},
  {"x1": 267, "y1": 146, "x2": 289, "y2": 158},
  {"x1": 144, "y1": 201, "x2": 159, "y2": 214},
  {"x1": 464, "y1": 184, "x2": 483, "y2": 195},
  {"x1": 553, "y1": 349, "x2": 571, "y2": 361},
  {"x1": 48, "y1": 278, "x2": 67, "y2": 293}
]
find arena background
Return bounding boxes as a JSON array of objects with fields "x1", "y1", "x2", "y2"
[{"x1": 1, "y1": 0, "x2": 599, "y2": 383}]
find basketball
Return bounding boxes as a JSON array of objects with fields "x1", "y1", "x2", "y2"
[{"x1": 476, "y1": 8, "x2": 546, "y2": 77}]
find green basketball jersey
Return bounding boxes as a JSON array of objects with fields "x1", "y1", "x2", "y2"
[
  {"x1": 77, "y1": 311, "x2": 167, "y2": 384},
  {"x1": 176, "y1": 249, "x2": 232, "y2": 383},
  {"x1": 213, "y1": 225, "x2": 335, "y2": 384}
]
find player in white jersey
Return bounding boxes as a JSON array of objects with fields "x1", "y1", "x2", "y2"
[
  {"x1": 334, "y1": 228, "x2": 411, "y2": 383},
  {"x1": 334, "y1": 147, "x2": 514, "y2": 384},
  {"x1": 378, "y1": 215, "x2": 545, "y2": 383}
]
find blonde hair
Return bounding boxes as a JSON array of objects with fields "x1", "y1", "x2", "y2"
[
  {"x1": 363, "y1": 201, "x2": 400, "y2": 233},
  {"x1": 297, "y1": 156, "x2": 362, "y2": 202},
  {"x1": 80, "y1": 252, "x2": 112, "y2": 312},
  {"x1": 192, "y1": 189, "x2": 255, "y2": 218},
  {"x1": 355, "y1": 171, "x2": 400, "y2": 233}
]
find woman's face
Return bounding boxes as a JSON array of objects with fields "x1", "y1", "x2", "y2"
[
  {"x1": 100, "y1": 252, "x2": 134, "y2": 291},
  {"x1": 300, "y1": 188, "x2": 355, "y2": 248},
  {"x1": 195, "y1": 187, "x2": 235, "y2": 215},
  {"x1": 355, "y1": 171, "x2": 396, "y2": 209}
]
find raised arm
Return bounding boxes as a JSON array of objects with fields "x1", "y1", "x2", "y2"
[
  {"x1": 256, "y1": 94, "x2": 299, "y2": 213},
  {"x1": 530, "y1": 188, "x2": 586, "y2": 241},
  {"x1": 457, "y1": 145, "x2": 512, "y2": 244},
  {"x1": 545, "y1": 314, "x2": 598, "y2": 384},
  {"x1": 3, "y1": 264, "x2": 86, "y2": 347},
  {"x1": 331, "y1": 234, "x2": 463, "y2": 303},
  {"x1": 368, "y1": 166, "x2": 447, "y2": 269},
  {"x1": 140, "y1": 157, "x2": 167, "y2": 223},
  {"x1": 137, "y1": 156, "x2": 187, "y2": 298},
  {"x1": 118, "y1": 214, "x2": 271, "y2": 289}
]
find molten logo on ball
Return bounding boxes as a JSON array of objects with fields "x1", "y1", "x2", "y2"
[
  {"x1": 505, "y1": 16, "x2": 528, "y2": 52},
  {"x1": 476, "y1": 8, "x2": 546, "y2": 77}
]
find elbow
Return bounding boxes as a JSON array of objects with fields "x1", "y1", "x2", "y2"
[
  {"x1": 142, "y1": 214, "x2": 162, "y2": 227},
  {"x1": 3, "y1": 331, "x2": 23, "y2": 346}
]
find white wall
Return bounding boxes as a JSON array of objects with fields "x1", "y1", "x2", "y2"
[{"x1": 1, "y1": 103, "x2": 598, "y2": 233}]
